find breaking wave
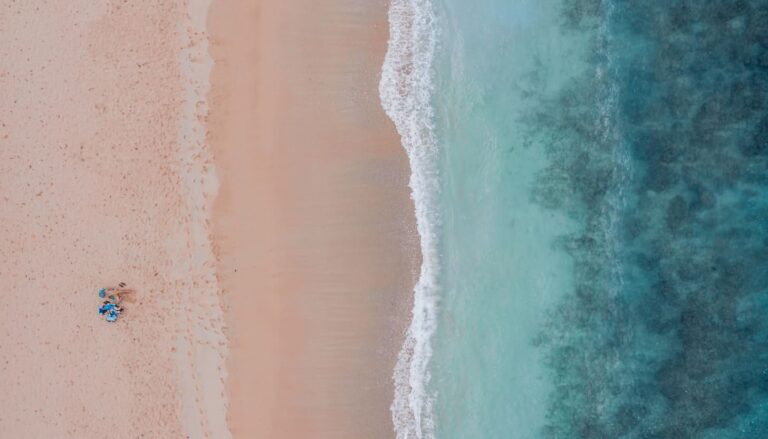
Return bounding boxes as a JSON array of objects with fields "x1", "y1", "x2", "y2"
[{"x1": 379, "y1": 0, "x2": 440, "y2": 438}]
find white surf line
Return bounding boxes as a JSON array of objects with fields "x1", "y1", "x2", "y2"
[{"x1": 380, "y1": 0, "x2": 440, "y2": 438}]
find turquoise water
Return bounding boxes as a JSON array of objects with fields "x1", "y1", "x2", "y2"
[
  {"x1": 432, "y1": 1, "x2": 583, "y2": 437},
  {"x1": 382, "y1": 0, "x2": 768, "y2": 438}
]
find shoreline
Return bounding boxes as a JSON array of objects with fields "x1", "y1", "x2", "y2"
[
  {"x1": 379, "y1": 1, "x2": 440, "y2": 437},
  {"x1": 207, "y1": 0, "x2": 418, "y2": 437}
]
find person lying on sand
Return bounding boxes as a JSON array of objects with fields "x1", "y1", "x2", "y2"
[{"x1": 98, "y1": 283, "x2": 134, "y2": 304}]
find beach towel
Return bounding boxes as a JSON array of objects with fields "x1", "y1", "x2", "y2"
[{"x1": 98, "y1": 303, "x2": 115, "y2": 315}]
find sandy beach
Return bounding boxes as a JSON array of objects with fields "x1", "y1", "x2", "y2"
[
  {"x1": 208, "y1": 0, "x2": 416, "y2": 437},
  {"x1": 0, "y1": 0, "x2": 414, "y2": 437},
  {"x1": 0, "y1": 0, "x2": 230, "y2": 437},
  {"x1": 6, "y1": 1, "x2": 765, "y2": 438}
]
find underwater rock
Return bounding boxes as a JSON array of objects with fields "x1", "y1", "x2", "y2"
[{"x1": 529, "y1": 0, "x2": 768, "y2": 437}]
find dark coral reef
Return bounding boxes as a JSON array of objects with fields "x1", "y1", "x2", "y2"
[{"x1": 532, "y1": 1, "x2": 768, "y2": 437}]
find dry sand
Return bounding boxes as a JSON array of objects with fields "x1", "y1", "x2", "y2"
[
  {"x1": 0, "y1": 1, "x2": 227, "y2": 437},
  {"x1": 0, "y1": 0, "x2": 413, "y2": 437},
  {"x1": 208, "y1": 0, "x2": 417, "y2": 438}
]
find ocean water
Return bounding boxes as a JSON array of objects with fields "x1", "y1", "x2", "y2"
[{"x1": 382, "y1": 0, "x2": 768, "y2": 438}]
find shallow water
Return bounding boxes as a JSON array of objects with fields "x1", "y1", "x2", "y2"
[
  {"x1": 383, "y1": 0, "x2": 768, "y2": 437},
  {"x1": 430, "y1": 1, "x2": 583, "y2": 437}
]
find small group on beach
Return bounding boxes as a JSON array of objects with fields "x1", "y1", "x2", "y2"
[{"x1": 98, "y1": 282, "x2": 132, "y2": 323}]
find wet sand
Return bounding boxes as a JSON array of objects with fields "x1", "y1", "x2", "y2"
[
  {"x1": 208, "y1": 0, "x2": 417, "y2": 437},
  {"x1": 0, "y1": 0, "x2": 413, "y2": 437}
]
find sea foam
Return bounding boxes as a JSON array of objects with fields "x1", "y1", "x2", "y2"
[{"x1": 379, "y1": 0, "x2": 440, "y2": 438}]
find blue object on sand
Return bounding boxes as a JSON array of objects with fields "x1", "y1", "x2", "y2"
[
  {"x1": 98, "y1": 288, "x2": 107, "y2": 298},
  {"x1": 99, "y1": 303, "x2": 115, "y2": 315},
  {"x1": 105, "y1": 310, "x2": 119, "y2": 322}
]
